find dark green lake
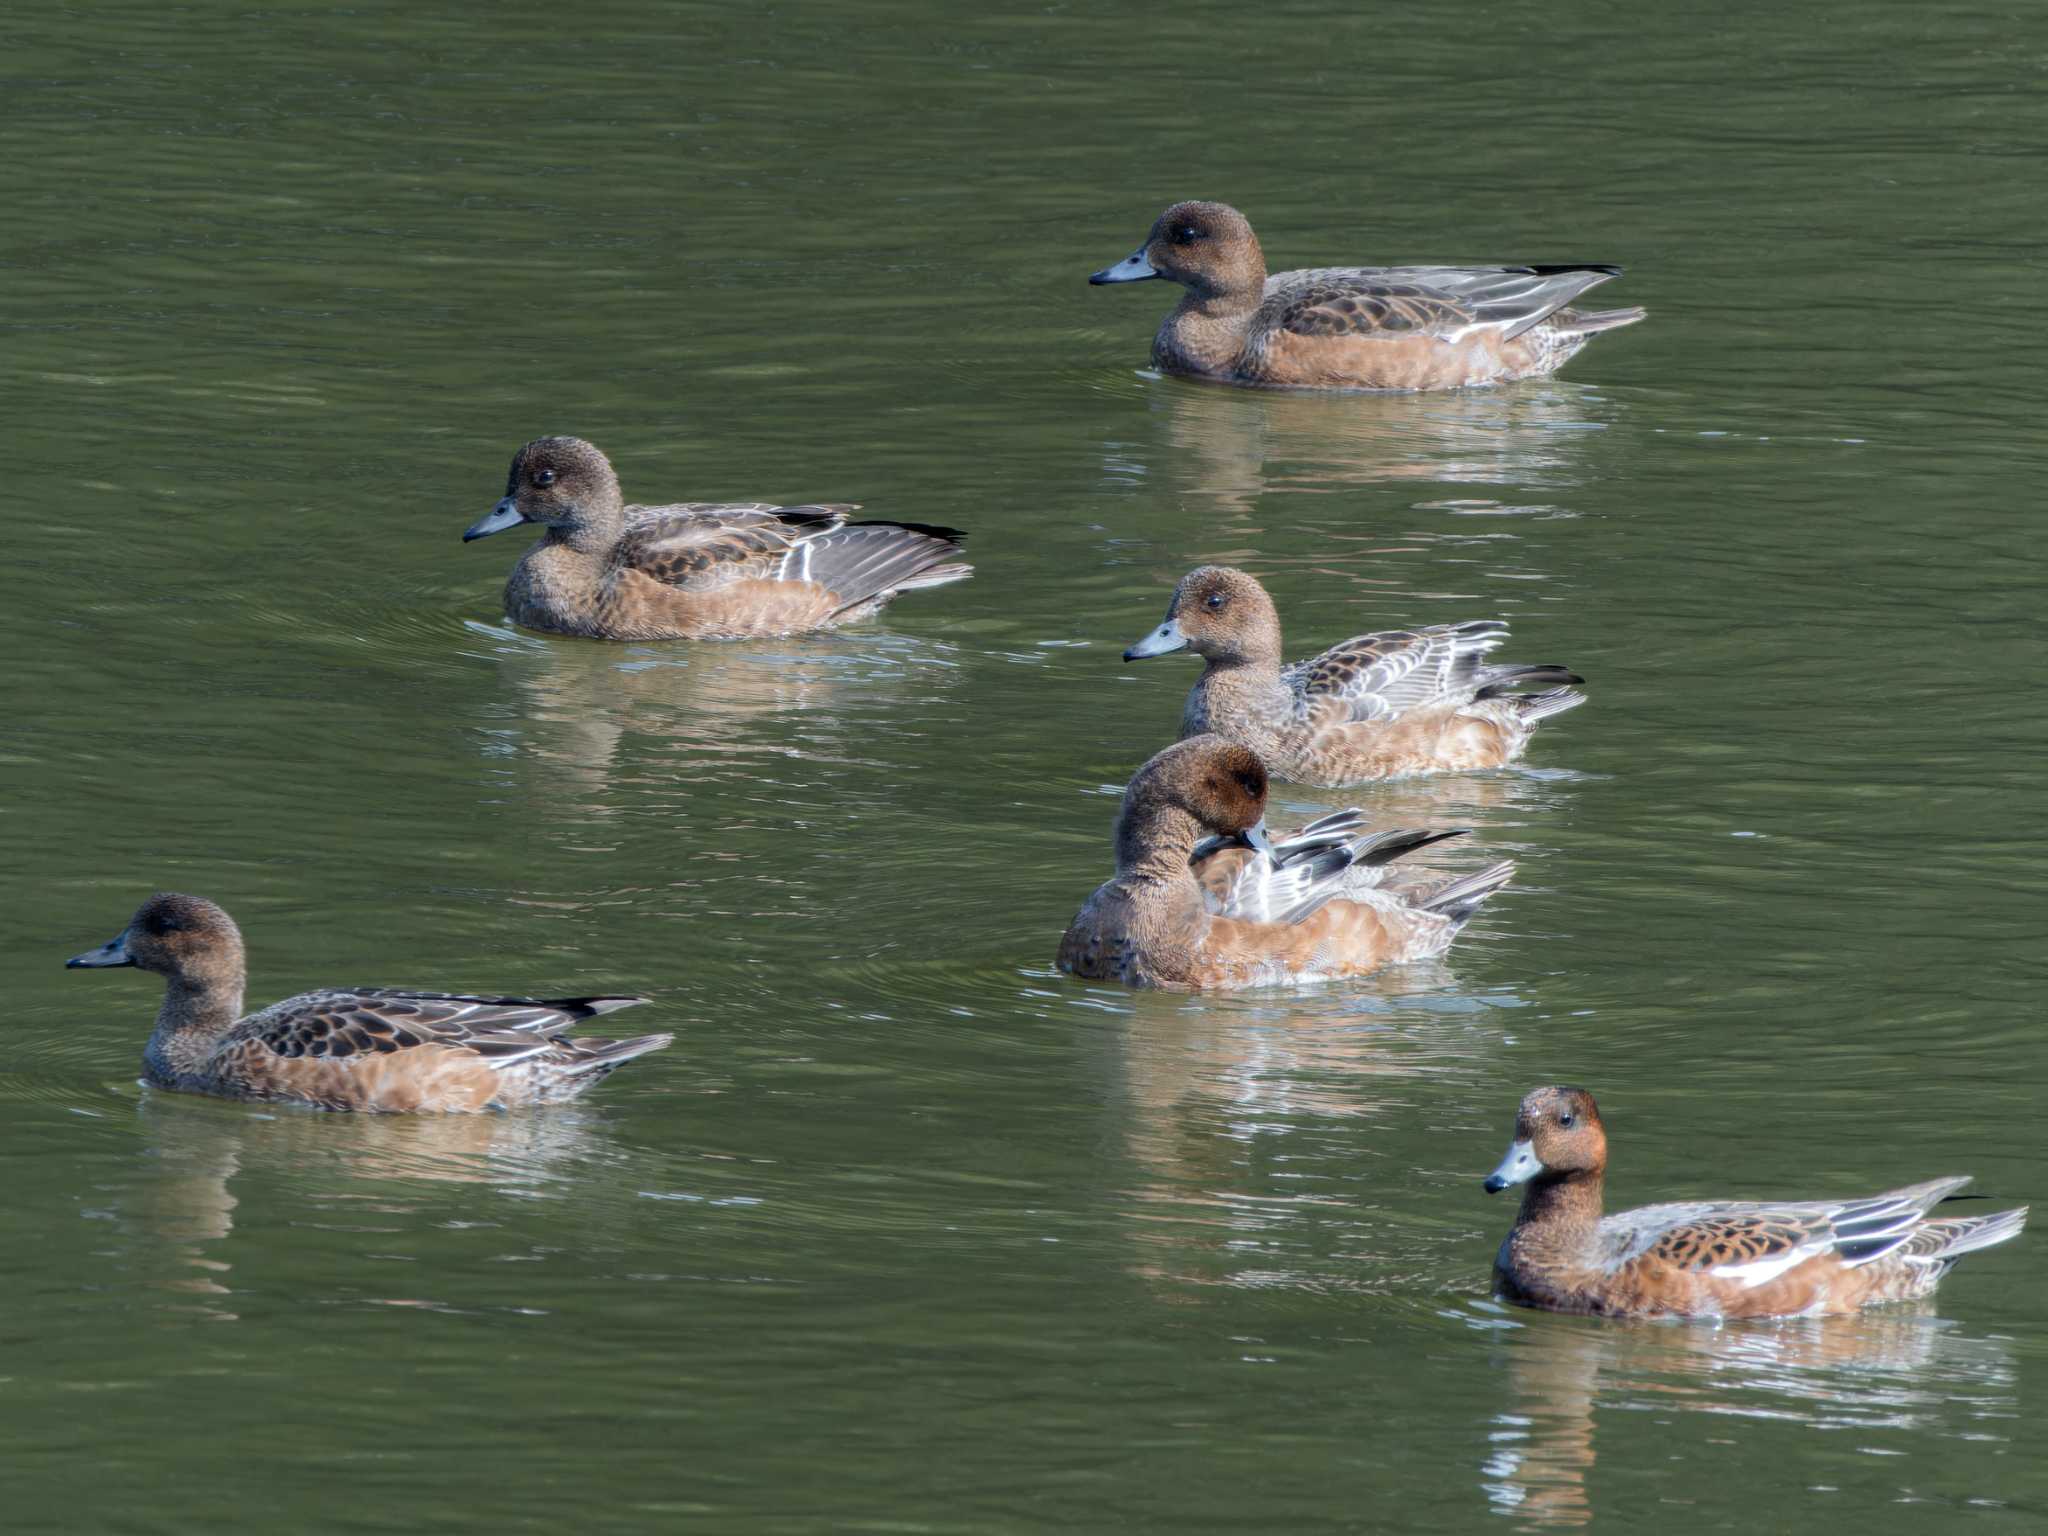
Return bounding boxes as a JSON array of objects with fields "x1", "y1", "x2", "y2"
[{"x1": 6, "y1": 1, "x2": 2043, "y2": 1529}]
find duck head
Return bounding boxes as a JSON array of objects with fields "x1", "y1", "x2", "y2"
[
  {"x1": 1485, "y1": 1086, "x2": 1608, "y2": 1193},
  {"x1": 465, "y1": 436, "x2": 626, "y2": 549},
  {"x1": 1124, "y1": 565, "x2": 1284, "y2": 667},
  {"x1": 1090, "y1": 200, "x2": 1267, "y2": 301},
  {"x1": 1117, "y1": 735, "x2": 1276, "y2": 861},
  {"x1": 68, "y1": 892, "x2": 246, "y2": 990}
]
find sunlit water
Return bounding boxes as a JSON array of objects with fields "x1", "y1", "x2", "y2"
[{"x1": 5, "y1": 2, "x2": 2044, "y2": 1530}]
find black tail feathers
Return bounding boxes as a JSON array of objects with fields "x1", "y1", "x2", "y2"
[
  {"x1": 1474, "y1": 664, "x2": 1585, "y2": 700},
  {"x1": 1415, "y1": 860, "x2": 1515, "y2": 929}
]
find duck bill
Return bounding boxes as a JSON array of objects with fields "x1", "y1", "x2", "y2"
[
  {"x1": 67, "y1": 931, "x2": 134, "y2": 969},
  {"x1": 1123, "y1": 617, "x2": 1189, "y2": 661},
  {"x1": 1242, "y1": 819, "x2": 1276, "y2": 858},
  {"x1": 463, "y1": 498, "x2": 526, "y2": 542},
  {"x1": 1483, "y1": 1138, "x2": 1543, "y2": 1194},
  {"x1": 1089, "y1": 247, "x2": 1160, "y2": 285}
]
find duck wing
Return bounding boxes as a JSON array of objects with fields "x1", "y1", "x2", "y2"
[
  {"x1": 1190, "y1": 809, "x2": 1370, "y2": 869},
  {"x1": 1605, "y1": 1178, "x2": 1977, "y2": 1285},
  {"x1": 1277, "y1": 264, "x2": 1626, "y2": 343},
  {"x1": 621, "y1": 502, "x2": 857, "y2": 592},
  {"x1": 1284, "y1": 621, "x2": 1511, "y2": 722},
  {"x1": 239, "y1": 989, "x2": 652, "y2": 1069},
  {"x1": 1195, "y1": 812, "x2": 1369, "y2": 924},
  {"x1": 624, "y1": 501, "x2": 970, "y2": 611},
  {"x1": 1197, "y1": 816, "x2": 1467, "y2": 924}
]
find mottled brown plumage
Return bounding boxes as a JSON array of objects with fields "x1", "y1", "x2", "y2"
[
  {"x1": 1090, "y1": 201, "x2": 1644, "y2": 391},
  {"x1": 1055, "y1": 736, "x2": 1513, "y2": 990},
  {"x1": 1124, "y1": 566, "x2": 1584, "y2": 786},
  {"x1": 66, "y1": 893, "x2": 672, "y2": 1112},
  {"x1": 1483, "y1": 1087, "x2": 2028, "y2": 1320},
  {"x1": 464, "y1": 436, "x2": 972, "y2": 640}
]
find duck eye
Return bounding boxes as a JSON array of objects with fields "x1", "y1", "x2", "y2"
[
  {"x1": 1558, "y1": 1112, "x2": 1575, "y2": 1128},
  {"x1": 531, "y1": 468, "x2": 557, "y2": 489},
  {"x1": 1203, "y1": 591, "x2": 1227, "y2": 612},
  {"x1": 1173, "y1": 225, "x2": 1199, "y2": 244}
]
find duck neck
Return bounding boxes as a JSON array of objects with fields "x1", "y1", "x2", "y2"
[
  {"x1": 144, "y1": 971, "x2": 245, "y2": 1084},
  {"x1": 1190, "y1": 647, "x2": 1291, "y2": 733},
  {"x1": 1179, "y1": 239, "x2": 1268, "y2": 316},
  {"x1": 1176, "y1": 283, "x2": 1261, "y2": 322},
  {"x1": 1113, "y1": 801, "x2": 1205, "y2": 886},
  {"x1": 547, "y1": 496, "x2": 627, "y2": 558},
  {"x1": 1198, "y1": 637, "x2": 1284, "y2": 681},
  {"x1": 1158, "y1": 293, "x2": 1259, "y2": 376},
  {"x1": 1512, "y1": 1170, "x2": 1605, "y2": 1254}
]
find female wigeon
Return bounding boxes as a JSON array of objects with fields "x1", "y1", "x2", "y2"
[
  {"x1": 1090, "y1": 200, "x2": 1644, "y2": 391},
  {"x1": 1484, "y1": 1086, "x2": 2028, "y2": 1320},
  {"x1": 1124, "y1": 566, "x2": 1584, "y2": 786},
  {"x1": 463, "y1": 436, "x2": 972, "y2": 640},
  {"x1": 1056, "y1": 736, "x2": 1513, "y2": 990},
  {"x1": 67, "y1": 894, "x2": 672, "y2": 1112}
]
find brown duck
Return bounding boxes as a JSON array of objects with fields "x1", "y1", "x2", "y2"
[
  {"x1": 1090, "y1": 200, "x2": 1644, "y2": 390},
  {"x1": 1056, "y1": 736, "x2": 1513, "y2": 990},
  {"x1": 464, "y1": 436, "x2": 972, "y2": 640},
  {"x1": 1125, "y1": 566, "x2": 1584, "y2": 786},
  {"x1": 67, "y1": 894, "x2": 672, "y2": 1112},
  {"x1": 1484, "y1": 1086, "x2": 2028, "y2": 1319}
]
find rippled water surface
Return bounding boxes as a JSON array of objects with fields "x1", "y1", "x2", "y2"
[{"x1": 6, "y1": 2, "x2": 2045, "y2": 1530}]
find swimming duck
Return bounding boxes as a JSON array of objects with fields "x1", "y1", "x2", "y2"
[
  {"x1": 67, "y1": 893, "x2": 672, "y2": 1112},
  {"x1": 1124, "y1": 566, "x2": 1584, "y2": 786},
  {"x1": 463, "y1": 436, "x2": 973, "y2": 640},
  {"x1": 1484, "y1": 1086, "x2": 2028, "y2": 1319},
  {"x1": 1056, "y1": 736, "x2": 1512, "y2": 990},
  {"x1": 1090, "y1": 200, "x2": 1644, "y2": 390}
]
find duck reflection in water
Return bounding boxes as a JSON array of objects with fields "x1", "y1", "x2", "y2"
[
  {"x1": 1479, "y1": 1310, "x2": 2018, "y2": 1529},
  {"x1": 472, "y1": 623, "x2": 961, "y2": 815},
  {"x1": 122, "y1": 1099, "x2": 608, "y2": 1320},
  {"x1": 1108, "y1": 983, "x2": 1508, "y2": 1294},
  {"x1": 1124, "y1": 381, "x2": 1616, "y2": 523}
]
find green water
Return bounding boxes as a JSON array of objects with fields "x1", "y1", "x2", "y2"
[{"x1": 6, "y1": 1, "x2": 2044, "y2": 1529}]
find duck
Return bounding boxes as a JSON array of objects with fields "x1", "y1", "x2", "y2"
[
  {"x1": 1056, "y1": 735, "x2": 1513, "y2": 990},
  {"x1": 66, "y1": 893, "x2": 673, "y2": 1112},
  {"x1": 1123, "y1": 566, "x2": 1584, "y2": 786},
  {"x1": 1089, "y1": 200, "x2": 1644, "y2": 390},
  {"x1": 1483, "y1": 1086, "x2": 2028, "y2": 1319},
  {"x1": 463, "y1": 436, "x2": 973, "y2": 640}
]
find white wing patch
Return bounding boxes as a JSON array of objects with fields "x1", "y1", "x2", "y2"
[
  {"x1": 1706, "y1": 1242, "x2": 1830, "y2": 1289},
  {"x1": 1207, "y1": 850, "x2": 1326, "y2": 924},
  {"x1": 777, "y1": 536, "x2": 816, "y2": 585},
  {"x1": 1200, "y1": 812, "x2": 1391, "y2": 926}
]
